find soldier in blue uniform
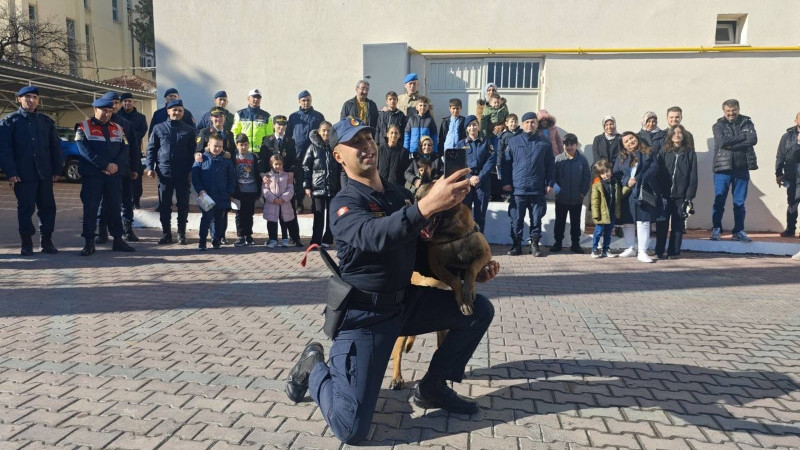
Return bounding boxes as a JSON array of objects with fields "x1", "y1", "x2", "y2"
[
  {"x1": 146, "y1": 99, "x2": 196, "y2": 245},
  {"x1": 0, "y1": 86, "x2": 62, "y2": 255},
  {"x1": 75, "y1": 97, "x2": 135, "y2": 256},
  {"x1": 118, "y1": 92, "x2": 148, "y2": 208},
  {"x1": 284, "y1": 117, "x2": 499, "y2": 445},
  {"x1": 95, "y1": 92, "x2": 142, "y2": 244},
  {"x1": 148, "y1": 88, "x2": 195, "y2": 137},
  {"x1": 458, "y1": 114, "x2": 497, "y2": 233}
]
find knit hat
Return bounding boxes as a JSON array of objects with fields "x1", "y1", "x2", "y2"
[{"x1": 521, "y1": 111, "x2": 537, "y2": 122}]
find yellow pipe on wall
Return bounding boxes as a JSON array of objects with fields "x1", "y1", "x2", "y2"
[{"x1": 413, "y1": 46, "x2": 800, "y2": 55}]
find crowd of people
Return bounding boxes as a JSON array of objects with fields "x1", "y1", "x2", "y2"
[{"x1": 2, "y1": 74, "x2": 800, "y2": 259}]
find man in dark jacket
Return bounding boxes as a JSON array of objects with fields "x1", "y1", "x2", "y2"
[
  {"x1": 0, "y1": 86, "x2": 62, "y2": 255},
  {"x1": 340, "y1": 80, "x2": 378, "y2": 134},
  {"x1": 776, "y1": 112, "x2": 800, "y2": 237},
  {"x1": 148, "y1": 88, "x2": 195, "y2": 137},
  {"x1": 288, "y1": 92, "x2": 323, "y2": 212},
  {"x1": 96, "y1": 92, "x2": 142, "y2": 244},
  {"x1": 502, "y1": 112, "x2": 555, "y2": 256},
  {"x1": 711, "y1": 99, "x2": 758, "y2": 242},
  {"x1": 118, "y1": 92, "x2": 148, "y2": 208},
  {"x1": 195, "y1": 91, "x2": 235, "y2": 133},
  {"x1": 146, "y1": 99, "x2": 197, "y2": 245},
  {"x1": 552, "y1": 134, "x2": 590, "y2": 253},
  {"x1": 75, "y1": 97, "x2": 135, "y2": 256}
]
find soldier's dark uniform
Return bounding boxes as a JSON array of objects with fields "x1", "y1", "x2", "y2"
[
  {"x1": 300, "y1": 119, "x2": 495, "y2": 444},
  {"x1": 146, "y1": 100, "x2": 196, "y2": 243},
  {"x1": 117, "y1": 93, "x2": 148, "y2": 207},
  {"x1": 458, "y1": 115, "x2": 497, "y2": 233},
  {"x1": 75, "y1": 101, "x2": 130, "y2": 253},
  {"x1": 0, "y1": 86, "x2": 62, "y2": 255},
  {"x1": 195, "y1": 126, "x2": 235, "y2": 157}
]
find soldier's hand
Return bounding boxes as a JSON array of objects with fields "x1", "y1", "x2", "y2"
[
  {"x1": 777, "y1": 176, "x2": 784, "y2": 187},
  {"x1": 502, "y1": 185, "x2": 512, "y2": 192},
  {"x1": 194, "y1": 153, "x2": 203, "y2": 163},
  {"x1": 146, "y1": 170, "x2": 155, "y2": 178},
  {"x1": 305, "y1": 188, "x2": 311, "y2": 197},
  {"x1": 52, "y1": 175, "x2": 59, "y2": 183},
  {"x1": 131, "y1": 172, "x2": 139, "y2": 180},
  {"x1": 417, "y1": 168, "x2": 471, "y2": 219},
  {"x1": 106, "y1": 163, "x2": 118, "y2": 175},
  {"x1": 8, "y1": 176, "x2": 21, "y2": 187},
  {"x1": 476, "y1": 260, "x2": 500, "y2": 283},
  {"x1": 546, "y1": 186, "x2": 554, "y2": 195}
]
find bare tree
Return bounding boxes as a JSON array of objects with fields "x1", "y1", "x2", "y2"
[{"x1": 0, "y1": 6, "x2": 84, "y2": 74}]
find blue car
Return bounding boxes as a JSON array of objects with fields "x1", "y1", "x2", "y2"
[{"x1": 58, "y1": 126, "x2": 82, "y2": 183}]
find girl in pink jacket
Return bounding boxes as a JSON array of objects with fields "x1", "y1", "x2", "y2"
[{"x1": 263, "y1": 154, "x2": 303, "y2": 248}]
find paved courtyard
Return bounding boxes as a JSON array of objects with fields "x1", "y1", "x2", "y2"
[{"x1": 0, "y1": 181, "x2": 798, "y2": 449}]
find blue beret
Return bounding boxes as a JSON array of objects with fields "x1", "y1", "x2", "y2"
[
  {"x1": 92, "y1": 97, "x2": 114, "y2": 108},
  {"x1": 298, "y1": 90, "x2": 311, "y2": 99},
  {"x1": 120, "y1": 93, "x2": 133, "y2": 101},
  {"x1": 464, "y1": 115, "x2": 478, "y2": 126},
  {"x1": 166, "y1": 99, "x2": 184, "y2": 109},
  {"x1": 17, "y1": 86, "x2": 39, "y2": 97},
  {"x1": 521, "y1": 111, "x2": 537, "y2": 122},
  {"x1": 404, "y1": 73, "x2": 419, "y2": 84},
  {"x1": 102, "y1": 91, "x2": 120, "y2": 101},
  {"x1": 164, "y1": 88, "x2": 179, "y2": 97},
  {"x1": 214, "y1": 90, "x2": 227, "y2": 99}
]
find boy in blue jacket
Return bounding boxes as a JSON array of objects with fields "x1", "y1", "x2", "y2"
[
  {"x1": 404, "y1": 96, "x2": 438, "y2": 154},
  {"x1": 192, "y1": 134, "x2": 236, "y2": 250},
  {"x1": 459, "y1": 115, "x2": 497, "y2": 232}
]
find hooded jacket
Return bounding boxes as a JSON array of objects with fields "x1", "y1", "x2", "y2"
[
  {"x1": 302, "y1": 130, "x2": 340, "y2": 197},
  {"x1": 591, "y1": 177, "x2": 622, "y2": 225},
  {"x1": 537, "y1": 110, "x2": 564, "y2": 156},
  {"x1": 657, "y1": 146, "x2": 698, "y2": 200},
  {"x1": 262, "y1": 169, "x2": 296, "y2": 222},
  {"x1": 776, "y1": 126, "x2": 800, "y2": 182},
  {"x1": 404, "y1": 112, "x2": 438, "y2": 154},
  {"x1": 712, "y1": 114, "x2": 758, "y2": 172}
]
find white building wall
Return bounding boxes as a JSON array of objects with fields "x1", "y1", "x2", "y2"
[{"x1": 154, "y1": 0, "x2": 800, "y2": 232}]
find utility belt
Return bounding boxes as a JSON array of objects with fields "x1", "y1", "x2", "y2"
[{"x1": 324, "y1": 275, "x2": 405, "y2": 339}]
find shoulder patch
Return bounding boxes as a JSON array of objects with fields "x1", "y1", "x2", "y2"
[
  {"x1": 336, "y1": 206, "x2": 349, "y2": 217},
  {"x1": 196, "y1": 136, "x2": 202, "y2": 143}
]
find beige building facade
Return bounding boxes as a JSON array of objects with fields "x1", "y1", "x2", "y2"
[{"x1": 154, "y1": 0, "x2": 800, "y2": 232}]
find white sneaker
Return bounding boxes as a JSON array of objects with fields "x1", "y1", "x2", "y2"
[
  {"x1": 280, "y1": 238, "x2": 289, "y2": 247},
  {"x1": 266, "y1": 240, "x2": 278, "y2": 249},
  {"x1": 792, "y1": 250, "x2": 800, "y2": 261},
  {"x1": 637, "y1": 252, "x2": 653, "y2": 263},
  {"x1": 618, "y1": 248, "x2": 636, "y2": 258},
  {"x1": 710, "y1": 228, "x2": 721, "y2": 241},
  {"x1": 731, "y1": 231, "x2": 752, "y2": 243}
]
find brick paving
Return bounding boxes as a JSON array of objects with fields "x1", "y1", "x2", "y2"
[{"x1": 0, "y1": 181, "x2": 798, "y2": 449}]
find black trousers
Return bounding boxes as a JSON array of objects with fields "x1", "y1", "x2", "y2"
[
  {"x1": 157, "y1": 176, "x2": 190, "y2": 230},
  {"x1": 655, "y1": 197, "x2": 686, "y2": 256},
  {"x1": 232, "y1": 191, "x2": 259, "y2": 237},
  {"x1": 311, "y1": 196, "x2": 333, "y2": 245},
  {"x1": 99, "y1": 176, "x2": 135, "y2": 229},
  {"x1": 81, "y1": 175, "x2": 122, "y2": 239},
  {"x1": 268, "y1": 218, "x2": 300, "y2": 242},
  {"x1": 14, "y1": 178, "x2": 56, "y2": 237},
  {"x1": 554, "y1": 202, "x2": 582, "y2": 245}
]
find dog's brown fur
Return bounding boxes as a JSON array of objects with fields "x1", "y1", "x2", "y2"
[{"x1": 389, "y1": 182, "x2": 492, "y2": 390}]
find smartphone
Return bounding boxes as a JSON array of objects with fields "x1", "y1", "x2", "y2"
[{"x1": 444, "y1": 149, "x2": 467, "y2": 178}]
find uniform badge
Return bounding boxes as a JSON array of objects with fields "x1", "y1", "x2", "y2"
[
  {"x1": 196, "y1": 136, "x2": 202, "y2": 143},
  {"x1": 336, "y1": 206, "x2": 349, "y2": 217}
]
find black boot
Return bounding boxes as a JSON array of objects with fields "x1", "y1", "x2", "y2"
[
  {"x1": 550, "y1": 241, "x2": 563, "y2": 252},
  {"x1": 531, "y1": 239, "x2": 542, "y2": 257},
  {"x1": 80, "y1": 239, "x2": 95, "y2": 256},
  {"x1": 413, "y1": 374, "x2": 478, "y2": 414},
  {"x1": 285, "y1": 342, "x2": 325, "y2": 403},
  {"x1": 570, "y1": 241, "x2": 584, "y2": 254},
  {"x1": 506, "y1": 238, "x2": 522, "y2": 256},
  {"x1": 668, "y1": 232, "x2": 684, "y2": 258},
  {"x1": 177, "y1": 225, "x2": 187, "y2": 245},
  {"x1": 95, "y1": 223, "x2": 108, "y2": 244},
  {"x1": 40, "y1": 234, "x2": 58, "y2": 254},
  {"x1": 112, "y1": 238, "x2": 135, "y2": 252},
  {"x1": 20, "y1": 234, "x2": 34, "y2": 256},
  {"x1": 784, "y1": 210, "x2": 799, "y2": 237},
  {"x1": 123, "y1": 220, "x2": 139, "y2": 242},
  {"x1": 158, "y1": 225, "x2": 173, "y2": 245}
]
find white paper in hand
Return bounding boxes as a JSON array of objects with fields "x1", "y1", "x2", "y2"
[
  {"x1": 230, "y1": 198, "x2": 241, "y2": 211},
  {"x1": 196, "y1": 192, "x2": 216, "y2": 212}
]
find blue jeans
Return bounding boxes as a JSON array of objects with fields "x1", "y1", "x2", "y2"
[
  {"x1": 712, "y1": 170, "x2": 749, "y2": 233},
  {"x1": 511, "y1": 194, "x2": 547, "y2": 242},
  {"x1": 592, "y1": 223, "x2": 613, "y2": 251}
]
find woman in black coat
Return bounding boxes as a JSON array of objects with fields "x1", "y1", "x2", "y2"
[
  {"x1": 302, "y1": 121, "x2": 339, "y2": 246},
  {"x1": 377, "y1": 125, "x2": 409, "y2": 186},
  {"x1": 655, "y1": 125, "x2": 698, "y2": 259}
]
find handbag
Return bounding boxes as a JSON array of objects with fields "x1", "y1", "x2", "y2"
[{"x1": 638, "y1": 184, "x2": 658, "y2": 209}]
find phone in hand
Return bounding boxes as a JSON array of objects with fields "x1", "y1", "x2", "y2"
[{"x1": 444, "y1": 149, "x2": 467, "y2": 178}]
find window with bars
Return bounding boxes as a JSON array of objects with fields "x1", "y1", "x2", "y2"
[
  {"x1": 486, "y1": 61, "x2": 540, "y2": 89},
  {"x1": 85, "y1": 25, "x2": 92, "y2": 60},
  {"x1": 66, "y1": 19, "x2": 78, "y2": 75},
  {"x1": 112, "y1": 0, "x2": 119, "y2": 22},
  {"x1": 29, "y1": 6, "x2": 38, "y2": 64}
]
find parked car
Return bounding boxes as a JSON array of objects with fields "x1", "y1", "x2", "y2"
[{"x1": 57, "y1": 126, "x2": 82, "y2": 183}]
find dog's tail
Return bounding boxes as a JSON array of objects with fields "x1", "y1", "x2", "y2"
[{"x1": 403, "y1": 335, "x2": 416, "y2": 353}]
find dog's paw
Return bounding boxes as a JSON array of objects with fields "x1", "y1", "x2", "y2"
[
  {"x1": 389, "y1": 378, "x2": 404, "y2": 390},
  {"x1": 460, "y1": 302, "x2": 474, "y2": 316}
]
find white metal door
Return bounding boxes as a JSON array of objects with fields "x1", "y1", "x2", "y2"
[{"x1": 363, "y1": 43, "x2": 408, "y2": 109}]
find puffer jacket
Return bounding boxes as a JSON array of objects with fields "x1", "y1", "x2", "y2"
[
  {"x1": 657, "y1": 146, "x2": 698, "y2": 200},
  {"x1": 554, "y1": 150, "x2": 591, "y2": 205},
  {"x1": 776, "y1": 126, "x2": 800, "y2": 182},
  {"x1": 537, "y1": 110, "x2": 564, "y2": 156},
  {"x1": 591, "y1": 177, "x2": 622, "y2": 225},
  {"x1": 404, "y1": 112, "x2": 438, "y2": 154},
  {"x1": 262, "y1": 170, "x2": 295, "y2": 222},
  {"x1": 303, "y1": 130, "x2": 340, "y2": 197},
  {"x1": 231, "y1": 106, "x2": 273, "y2": 149},
  {"x1": 712, "y1": 114, "x2": 758, "y2": 172},
  {"x1": 191, "y1": 152, "x2": 235, "y2": 209}
]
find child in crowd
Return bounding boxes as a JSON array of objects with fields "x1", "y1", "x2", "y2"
[
  {"x1": 303, "y1": 121, "x2": 339, "y2": 247},
  {"x1": 405, "y1": 135, "x2": 443, "y2": 194},
  {"x1": 404, "y1": 96, "x2": 438, "y2": 155},
  {"x1": 590, "y1": 159, "x2": 622, "y2": 258},
  {"x1": 376, "y1": 91, "x2": 407, "y2": 147},
  {"x1": 497, "y1": 113, "x2": 522, "y2": 229},
  {"x1": 438, "y1": 98, "x2": 466, "y2": 154},
  {"x1": 263, "y1": 154, "x2": 303, "y2": 248},
  {"x1": 192, "y1": 133, "x2": 236, "y2": 251},
  {"x1": 481, "y1": 93, "x2": 508, "y2": 139},
  {"x1": 537, "y1": 109, "x2": 564, "y2": 156},
  {"x1": 231, "y1": 133, "x2": 261, "y2": 247},
  {"x1": 552, "y1": 133, "x2": 591, "y2": 253}
]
